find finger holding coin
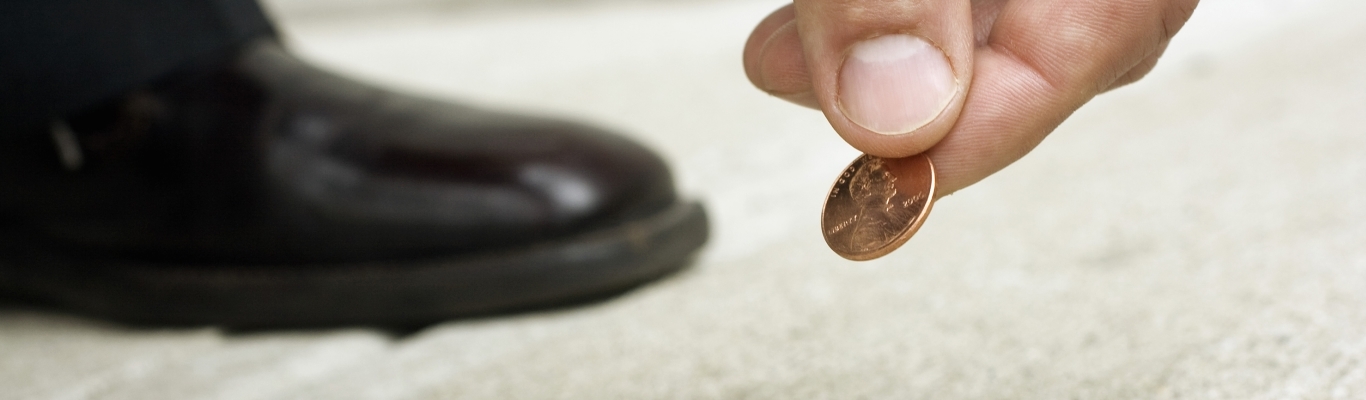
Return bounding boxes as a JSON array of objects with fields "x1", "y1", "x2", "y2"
[{"x1": 750, "y1": 0, "x2": 1200, "y2": 208}]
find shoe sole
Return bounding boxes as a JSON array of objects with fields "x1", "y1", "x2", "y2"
[{"x1": 0, "y1": 201, "x2": 708, "y2": 328}]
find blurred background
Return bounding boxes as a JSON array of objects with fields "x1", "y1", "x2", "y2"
[{"x1": 3, "y1": 0, "x2": 1365, "y2": 398}]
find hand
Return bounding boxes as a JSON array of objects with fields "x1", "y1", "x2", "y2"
[{"x1": 743, "y1": 0, "x2": 1199, "y2": 196}]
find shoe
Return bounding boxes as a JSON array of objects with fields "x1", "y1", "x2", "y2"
[{"x1": 0, "y1": 39, "x2": 708, "y2": 328}]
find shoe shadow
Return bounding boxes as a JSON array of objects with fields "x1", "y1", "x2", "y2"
[{"x1": 0, "y1": 259, "x2": 694, "y2": 340}]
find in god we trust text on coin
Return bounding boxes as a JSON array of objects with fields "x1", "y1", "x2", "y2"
[{"x1": 821, "y1": 153, "x2": 936, "y2": 261}]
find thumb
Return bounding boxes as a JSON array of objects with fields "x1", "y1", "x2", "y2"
[
  {"x1": 745, "y1": 0, "x2": 975, "y2": 157},
  {"x1": 800, "y1": 0, "x2": 974, "y2": 157}
]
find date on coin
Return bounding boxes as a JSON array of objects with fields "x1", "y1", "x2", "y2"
[{"x1": 821, "y1": 153, "x2": 936, "y2": 261}]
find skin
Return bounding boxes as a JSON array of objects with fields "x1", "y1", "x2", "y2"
[{"x1": 743, "y1": 0, "x2": 1200, "y2": 197}]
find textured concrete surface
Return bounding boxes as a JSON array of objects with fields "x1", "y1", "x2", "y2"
[{"x1": 3, "y1": 0, "x2": 1366, "y2": 398}]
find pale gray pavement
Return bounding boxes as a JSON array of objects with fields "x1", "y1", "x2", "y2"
[{"x1": 3, "y1": 0, "x2": 1366, "y2": 398}]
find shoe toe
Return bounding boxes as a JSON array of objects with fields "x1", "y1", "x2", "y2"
[{"x1": 268, "y1": 93, "x2": 678, "y2": 258}]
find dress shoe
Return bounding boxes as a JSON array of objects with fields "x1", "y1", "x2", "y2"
[{"x1": 0, "y1": 39, "x2": 708, "y2": 327}]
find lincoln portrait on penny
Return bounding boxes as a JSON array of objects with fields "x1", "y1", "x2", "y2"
[{"x1": 848, "y1": 157, "x2": 915, "y2": 251}]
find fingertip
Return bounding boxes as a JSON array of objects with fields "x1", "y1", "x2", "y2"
[
  {"x1": 755, "y1": 20, "x2": 814, "y2": 98},
  {"x1": 743, "y1": 4, "x2": 798, "y2": 90}
]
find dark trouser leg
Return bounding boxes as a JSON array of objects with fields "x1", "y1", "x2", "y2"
[{"x1": 0, "y1": 0, "x2": 276, "y2": 131}]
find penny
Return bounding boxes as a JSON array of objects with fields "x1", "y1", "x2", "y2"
[{"x1": 821, "y1": 153, "x2": 936, "y2": 261}]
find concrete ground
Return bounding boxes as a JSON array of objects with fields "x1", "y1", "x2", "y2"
[{"x1": 4, "y1": 0, "x2": 1365, "y2": 398}]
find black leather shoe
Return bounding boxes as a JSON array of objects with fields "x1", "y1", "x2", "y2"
[{"x1": 0, "y1": 39, "x2": 708, "y2": 328}]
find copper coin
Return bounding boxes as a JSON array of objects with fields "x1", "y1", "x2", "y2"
[{"x1": 821, "y1": 153, "x2": 936, "y2": 261}]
